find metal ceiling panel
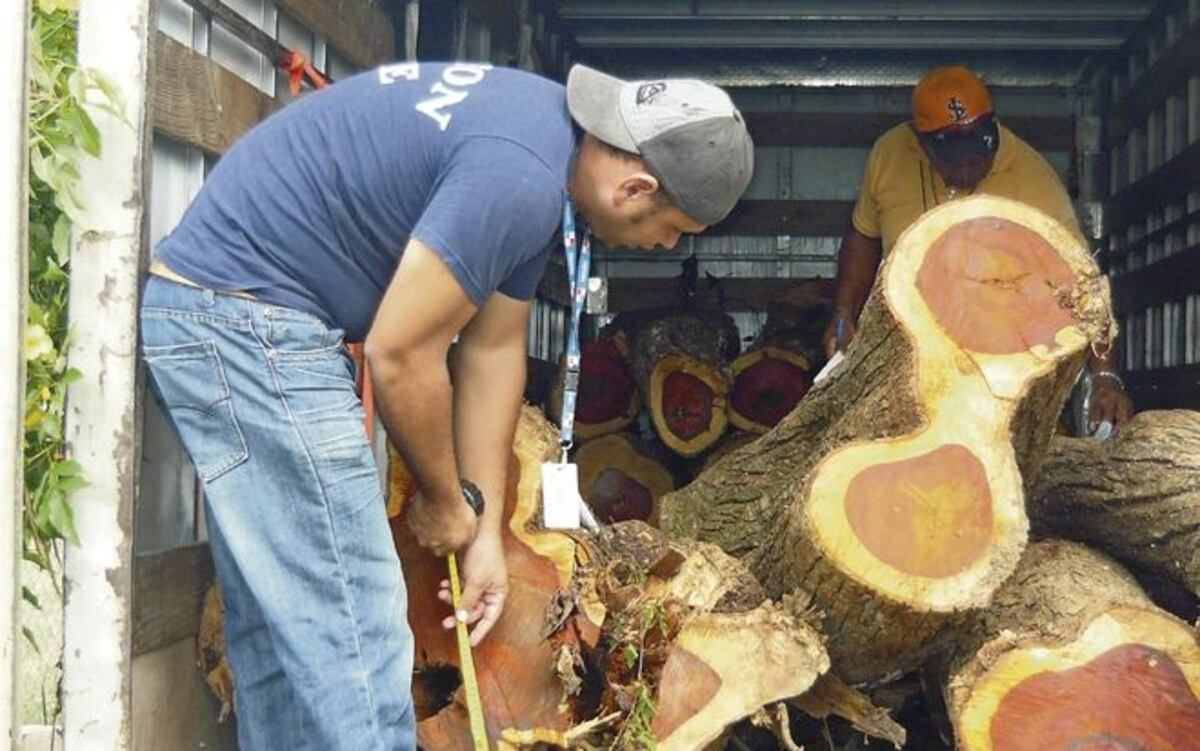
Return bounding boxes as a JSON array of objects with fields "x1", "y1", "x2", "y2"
[
  {"x1": 572, "y1": 49, "x2": 1092, "y2": 88},
  {"x1": 567, "y1": 19, "x2": 1130, "y2": 50},
  {"x1": 548, "y1": 0, "x2": 1153, "y2": 88},
  {"x1": 556, "y1": 0, "x2": 1151, "y2": 22}
]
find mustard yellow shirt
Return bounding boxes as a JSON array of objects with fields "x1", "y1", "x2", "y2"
[{"x1": 851, "y1": 121, "x2": 1086, "y2": 253}]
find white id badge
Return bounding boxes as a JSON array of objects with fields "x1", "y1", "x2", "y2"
[{"x1": 541, "y1": 462, "x2": 582, "y2": 529}]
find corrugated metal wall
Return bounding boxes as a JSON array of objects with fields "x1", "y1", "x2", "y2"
[{"x1": 1096, "y1": 0, "x2": 1200, "y2": 407}]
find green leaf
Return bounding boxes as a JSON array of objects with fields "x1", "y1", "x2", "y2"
[
  {"x1": 51, "y1": 215, "x2": 71, "y2": 263},
  {"x1": 67, "y1": 106, "x2": 101, "y2": 157},
  {"x1": 21, "y1": 626, "x2": 40, "y2": 654},
  {"x1": 22, "y1": 585, "x2": 41, "y2": 610},
  {"x1": 622, "y1": 643, "x2": 638, "y2": 670},
  {"x1": 38, "y1": 0, "x2": 80, "y2": 13},
  {"x1": 54, "y1": 459, "x2": 83, "y2": 478},
  {"x1": 66, "y1": 69, "x2": 86, "y2": 103},
  {"x1": 90, "y1": 73, "x2": 126, "y2": 122},
  {"x1": 28, "y1": 148, "x2": 53, "y2": 186}
]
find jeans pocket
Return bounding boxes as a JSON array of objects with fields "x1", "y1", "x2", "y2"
[
  {"x1": 143, "y1": 340, "x2": 250, "y2": 482},
  {"x1": 273, "y1": 356, "x2": 380, "y2": 517},
  {"x1": 262, "y1": 308, "x2": 345, "y2": 357}
]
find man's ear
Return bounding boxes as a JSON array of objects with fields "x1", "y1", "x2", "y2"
[{"x1": 613, "y1": 171, "x2": 662, "y2": 208}]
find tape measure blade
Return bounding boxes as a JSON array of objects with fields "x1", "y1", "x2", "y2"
[{"x1": 448, "y1": 554, "x2": 489, "y2": 750}]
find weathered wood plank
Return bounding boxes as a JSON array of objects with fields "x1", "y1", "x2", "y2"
[
  {"x1": 1106, "y1": 138, "x2": 1200, "y2": 231},
  {"x1": 607, "y1": 277, "x2": 833, "y2": 313},
  {"x1": 712, "y1": 200, "x2": 855, "y2": 237},
  {"x1": 1110, "y1": 242, "x2": 1200, "y2": 314},
  {"x1": 745, "y1": 112, "x2": 1073, "y2": 153},
  {"x1": 132, "y1": 542, "x2": 216, "y2": 657},
  {"x1": 275, "y1": 0, "x2": 395, "y2": 69},
  {"x1": 152, "y1": 32, "x2": 277, "y2": 155},
  {"x1": 64, "y1": 2, "x2": 155, "y2": 744}
]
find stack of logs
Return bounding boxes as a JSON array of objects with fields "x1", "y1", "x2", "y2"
[
  {"x1": 395, "y1": 196, "x2": 1199, "y2": 749},
  {"x1": 200, "y1": 196, "x2": 1200, "y2": 749},
  {"x1": 544, "y1": 277, "x2": 826, "y2": 528}
]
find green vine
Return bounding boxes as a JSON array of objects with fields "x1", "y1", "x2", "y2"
[
  {"x1": 24, "y1": 0, "x2": 116, "y2": 590},
  {"x1": 607, "y1": 598, "x2": 672, "y2": 750}
]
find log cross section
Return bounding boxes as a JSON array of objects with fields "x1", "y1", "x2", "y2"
[
  {"x1": 661, "y1": 196, "x2": 1114, "y2": 682},
  {"x1": 808, "y1": 202, "x2": 1103, "y2": 610}
]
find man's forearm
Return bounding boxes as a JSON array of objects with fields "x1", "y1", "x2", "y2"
[
  {"x1": 832, "y1": 227, "x2": 883, "y2": 319},
  {"x1": 368, "y1": 350, "x2": 461, "y2": 506},
  {"x1": 450, "y1": 341, "x2": 526, "y2": 535}
]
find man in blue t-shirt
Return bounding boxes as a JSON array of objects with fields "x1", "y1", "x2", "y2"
[{"x1": 141, "y1": 61, "x2": 752, "y2": 749}]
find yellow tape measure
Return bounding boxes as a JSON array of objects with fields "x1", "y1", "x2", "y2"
[{"x1": 447, "y1": 552, "x2": 488, "y2": 750}]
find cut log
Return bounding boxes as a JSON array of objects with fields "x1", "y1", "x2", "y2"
[
  {"x1": 391, "y1": 405, "x2": 828, "y2": 749},
  {"x1": 1028, "y1": 409, "x2": 1200, "y2": 605},
  {"x1": 197, "y1": 583, "x2": 234, "y2": 723},
  {"x1": 728, "y1": 288, "x2": 824, "y2": 433},
  {"x1": 546, "y1": 335, "x2": 641, "y2": 441},
  {"x1": 659, "y1": 196, "x2": 1115, "y2": 682},
  {"x1": 627, "y1": 312, "x2": 741, "y2": 457},
  {"x1": 573, "y1": 433, "x2": 676, "y2": 524},
  {"x1": 392, "y1": 407, "x2": 599, "y2": 747},
  {"x1": 941, "y1": 540, "x2": 1200, "y2": 751},
  {"x1": 581, "y1": 524, "x2": 828, "y2": 751},
  {"x1": 728, "y1": 347, "x2": 811, "y2": 434},
  {"x1": 791, "y1": 674, "x2": 907, "y2": 748}
]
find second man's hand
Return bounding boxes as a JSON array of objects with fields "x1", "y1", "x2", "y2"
[
  {"x1": 406, "y1": 490, "x2": 479, "y2": 557},
  {"x1": 438, "y1": 530, "x2": 509, "y2": 646},
  {"x1": 821, "y1": 309, "x2": 858, "y2": 359}
]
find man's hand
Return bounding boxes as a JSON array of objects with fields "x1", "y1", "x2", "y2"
[
  {"x1": 1089, "y1": 377, "x2": 1134, "y2": 433},
  {"x1": 439, "y1": 530, "x2": 509, "y2": 646},
  {"x1": 821, "y1": 311, "x2": 857, "y2": 359},
  {"x1": 406, "y1": 491, "x2": 479, "y2": 557}
]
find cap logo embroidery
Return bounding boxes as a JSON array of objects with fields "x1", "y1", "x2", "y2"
[
  {"x1": 636, "y1": 82, "x2": 667, "y2": 106},
  {"x1": 947, "y1": 96, "x2": 968, "y2": 122}
]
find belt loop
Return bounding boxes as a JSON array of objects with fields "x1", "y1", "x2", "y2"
[{"x1": 200, "y1": 288, "x2": 217, "y2": 308}]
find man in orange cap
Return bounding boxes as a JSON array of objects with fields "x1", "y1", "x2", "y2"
[{"x1": 823, "y1": 65, "x2": 1133, "y2": 432}]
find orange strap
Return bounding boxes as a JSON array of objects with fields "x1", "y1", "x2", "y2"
[
  {"x1": 281, "y1": 49, "x2": 329, "y2": 95},
  {"x1": 347, "y1": 344, "x2": 376, "y2": 442}
]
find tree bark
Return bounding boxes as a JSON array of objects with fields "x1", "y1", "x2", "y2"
[
  {"x1": 659, "y1": 196, "x2": 1115, "y2": 682},
  {"x1": 1028, "y1": 409, "x2": 1200, "y2": 606},
  {"x1": 940, "y1": 540, "x2": 1200, "y2": 751},
  {"x1": 699, "y1": 431, "x2": 757, "y2": 473},
  {"x1": 392, "y1": 406, "x2": 827, "y2": 750}
]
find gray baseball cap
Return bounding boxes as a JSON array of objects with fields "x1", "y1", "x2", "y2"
[{"x1": 566, "y1": 64, "x2": 754, "y2": 226}]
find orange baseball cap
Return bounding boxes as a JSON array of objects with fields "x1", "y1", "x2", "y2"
[{"x1": 912, "y1": 66, "x2": 993, "y2": 133}]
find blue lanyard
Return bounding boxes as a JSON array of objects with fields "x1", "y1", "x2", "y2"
[{"x1": 558, "y1": 198, "x2": 591, "y2": 459}]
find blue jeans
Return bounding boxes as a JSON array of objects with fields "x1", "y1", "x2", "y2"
[{"x1": 140, "y1": 276, "x2": 415, "y2": 750}]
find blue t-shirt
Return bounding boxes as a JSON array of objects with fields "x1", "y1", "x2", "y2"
[{"x1": 156, "y1": 62, "x2": 575, "y2": 340}]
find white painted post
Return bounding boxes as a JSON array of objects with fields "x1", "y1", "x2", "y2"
[
  {"x1": 62, "y1": 0, "x2": 153, "y2": 748},
  {"x1": 0, "y1": 1, "x2": 32, "y2": 747}
]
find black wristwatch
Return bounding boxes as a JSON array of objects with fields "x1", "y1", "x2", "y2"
[{"x1": 460, "y1": 479, "x2": 485, "y2": 517}]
